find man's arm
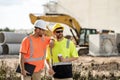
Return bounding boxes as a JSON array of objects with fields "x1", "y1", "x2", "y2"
[
  {"x1": 46, "y1": 59, "x2": 55, "y2": 75},
  {"x1": 61, "y1": 57, "x2": 78, "y2": 62},
  {"x1": 49, "y1": 37, "x2": 55, "y2": 48},
  {"x1": 46, "y1": 46, "x2": 55, "y2": 75},
  {"x1": 20, "y1": 53, "x2": 28, "y2": 76}
]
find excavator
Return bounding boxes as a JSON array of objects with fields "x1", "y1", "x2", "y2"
[{"x1": 29, "y1": 13, "x2": 97, "y2": 55}]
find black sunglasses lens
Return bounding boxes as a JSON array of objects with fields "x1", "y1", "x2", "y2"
[{"x1": 56, "y1": 30, "x2": 63, "y2": 33}]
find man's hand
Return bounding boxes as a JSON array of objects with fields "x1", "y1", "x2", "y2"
[
  {"x1": 21, "y1": 69, "x2": 30, "y2": 76},
  {"x1": 48, "y1": 68, "x2": 55, "y2": 76},
  {"x1": 49, "y1": 39, "x2": 54, "y2": 48},
  {"x1": 60, "y1": 57, "x2": 69, "y2": 62},
  {"x1": 61, "y1": 57, "x2": 78, "y2": 62}
]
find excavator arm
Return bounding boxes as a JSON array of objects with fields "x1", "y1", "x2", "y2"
[
  {"x1": 29, "y1": 13, "x2": 99, "y2": 55},
  {"x1": 29, "y1": 13, "x2": 81, "y2": 37}
]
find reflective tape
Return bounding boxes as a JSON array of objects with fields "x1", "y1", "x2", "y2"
[
  {"x1": 27, "y1": 36, "x2": 33, "y2": 58},
  {"x1": 25, "y1": 36, "x2": 45, "y2": 62},
  {"x1": 66, "y1": 39, "x2": 70, "y2": 48},
  {"x1": 53, "y1": 62, "x2": 72, "y2": 66}
]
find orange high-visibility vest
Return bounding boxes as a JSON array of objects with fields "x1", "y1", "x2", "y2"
[{"x1": 20, "y1": 35, "x2": 50, "y2": 72}]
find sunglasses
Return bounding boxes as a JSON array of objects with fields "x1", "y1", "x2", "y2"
[{"x1": 55, "y1": 30, "x2": 63, "y2": 33}]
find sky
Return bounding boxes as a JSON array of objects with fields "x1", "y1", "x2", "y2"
[{"x1": 0, "y1": 0, "x2": 49, "y2": 30}]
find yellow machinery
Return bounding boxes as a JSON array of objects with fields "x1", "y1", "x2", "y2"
[
  {"x1": 29, "y1": 13, "x2": 97, "y2": 55},
  {"x1": 29, "y1": 13, "x2": 81, "y2": 37}
]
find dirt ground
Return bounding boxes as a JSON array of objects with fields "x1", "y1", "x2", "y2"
[
  {"x1": 74, "y1": 56, "x2": 120, "y2": 64},
  {"x1": 72, "y1": 56, "x2": 120, "y2": 79},
  {"x1": 0, "y1": 55, "x2": 120, "y2": 79},
  {"x1": 0, "y1": 55, "x2": 120, "y2": 72}
]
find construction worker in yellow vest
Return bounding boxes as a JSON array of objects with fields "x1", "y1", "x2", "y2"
[{"x1": 46, "y1": 23, "x2": 79, "y2": 80}]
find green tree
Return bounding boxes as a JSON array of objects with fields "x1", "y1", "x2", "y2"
[
  {"x1": 0, "y1": 28, "x2": 3, "y2": 31},
  {"x1": 0, "y1": 27, "x2": 14, "y2": 32},
  {"x1": 3, "y1": 27, "x2": 10, "y2": 31}
]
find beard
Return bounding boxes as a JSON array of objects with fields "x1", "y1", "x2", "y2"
[
  {"x1": 39, "y1": 35, "x2": 42, "y2": 37},
  {"x1": 56, "y1": 34, "x2": 63, "y2": 39},
  {"x1": 38, "y1": 32, "x2": 43, "y2": 37}
]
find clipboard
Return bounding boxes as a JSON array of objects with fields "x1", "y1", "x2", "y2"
[{"x1": 16, "y1": 63, "x2": 36, "y2": 76}]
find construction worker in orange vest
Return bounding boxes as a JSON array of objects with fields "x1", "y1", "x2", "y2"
[{"x1": 19, "y1": 20, "x2": 53, "y2": 80}]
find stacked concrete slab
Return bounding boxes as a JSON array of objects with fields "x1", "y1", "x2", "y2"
[
  {"x1": 89, "y1": 34, "x2": 119, "y2": 56},
  {"x1": 116, "y1": 33, "x2": 120, "y2": 54},
  {"x1": 0, "y1": 32, "x2": 27, "y2": 55}
]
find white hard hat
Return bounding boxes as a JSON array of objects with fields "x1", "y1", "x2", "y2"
[{"x1": 34, "y1": 20, "x2": 47, "y2": 30}]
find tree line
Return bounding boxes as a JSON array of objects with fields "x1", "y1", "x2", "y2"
[{"x1": 0, "y1": 27, "x2": 14, "y2": 32}]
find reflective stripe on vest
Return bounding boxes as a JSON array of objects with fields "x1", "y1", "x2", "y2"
[
  {"x1": 51, "y1": 39, "x2": 70, "y2": 66},
  {"x1": 53, "y1": 62, "x2": 72, "y2": 66},
  {"x1": 66, "y1": 39, "x2": 70, "y2": 48},
  {"x1": 25, "y1": 36, "x2": 46, "y2": 62}
]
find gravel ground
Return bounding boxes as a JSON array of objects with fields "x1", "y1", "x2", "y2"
[
  {"x1": 0, "y1": 55, "x2": 120, "y2": 79},
  {"x1": 72, "y1": 56, "x2": 120, "y2": 79}
]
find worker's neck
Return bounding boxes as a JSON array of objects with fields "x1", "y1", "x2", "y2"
[{"x1": 57, "y1": 37, "x2": 64, "y2": 41}]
